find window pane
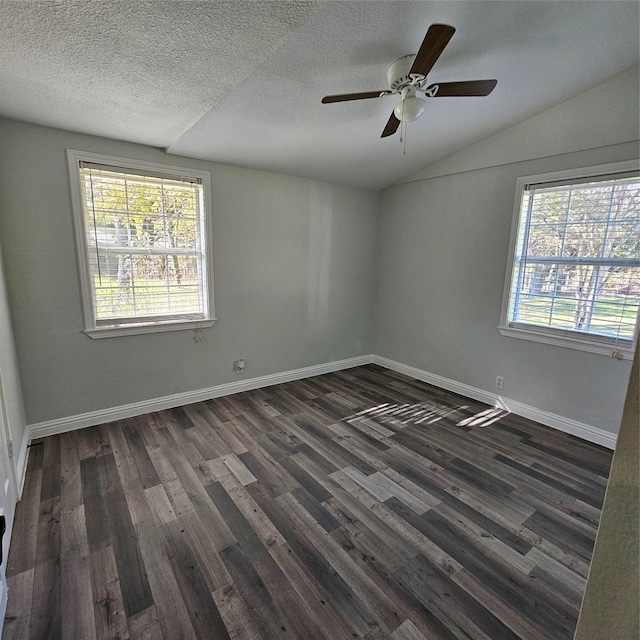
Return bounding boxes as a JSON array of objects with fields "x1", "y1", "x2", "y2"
[
  {"x1": 82, "y1": 171, "x2": 201, "y2": 252},
  {"x1": 80, "y1": 165, "x2": 207, "y2": 325},
  {"x1": 510, "y1": 173, "x2": 640, "y2": 342},
  {"x1": 93, "y1": 254, "x2": 205, "y2": 321},
  {"x1": 512, "y1": 263, "x2": 639, "y2": 340}
]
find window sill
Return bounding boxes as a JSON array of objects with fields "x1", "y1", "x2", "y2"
[
  {"x1": 85, "y1": 318, "x2": 216, "y2": 339},
  {"x1": 497, "y1": 324, "x2": 634, "y2": 360}
]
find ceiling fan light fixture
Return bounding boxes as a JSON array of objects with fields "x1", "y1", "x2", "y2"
[
  {"x1": 394, "y1": 95, "x2": 425, "y2": 122},
  {"x1": 321, "y1": 24, "x2": 498, "y2": 139}
]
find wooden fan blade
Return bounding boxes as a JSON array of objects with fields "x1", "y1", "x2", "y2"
[
  {"x1": 321, "y1": 91, "x2": 386, "y2": 104},
  {"x1": 410, "y1": 24, "x2": 455, "y2": 76},
  {"x1": 425, "y1": 79, "x2": 497, "y2": 97},
  {"x1": 381, "y1": 112, "x2": 400, "y2": 138}
]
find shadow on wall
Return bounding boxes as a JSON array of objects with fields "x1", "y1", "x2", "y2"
[{"x1": 307, "y1": 185, "x2": 332, "y2": 332}]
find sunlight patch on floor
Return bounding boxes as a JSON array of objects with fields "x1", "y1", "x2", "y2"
[
  {"x1": 457, "y1": 406, "x2": 511, "y2": 428},
  {"x1": 345, "y1": 400, "x2": 512, "y2": 430},
  {"x1": 346, "y1": 401, "x2": 471, "y2": 428}
]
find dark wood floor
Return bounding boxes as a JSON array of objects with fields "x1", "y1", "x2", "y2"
[{"x1": 4, "y1": 365, "x2": 613, "y2": 640}]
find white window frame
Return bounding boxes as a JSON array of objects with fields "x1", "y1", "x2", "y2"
[
  {"x1": 67, "y1": 150, "x2": 216, "y2": 338},
  {"x1": 498, "y1": 159, "x2": 640, "y2": 360}
]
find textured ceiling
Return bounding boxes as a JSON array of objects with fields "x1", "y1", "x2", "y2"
[
  {"x1": 1, "y1": 1, "x2": 638, "y2": 190},
  {"x1": 0, "y1": 1, "x2": 320, "y2": 146}
]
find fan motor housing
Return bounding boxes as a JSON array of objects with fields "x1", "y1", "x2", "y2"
[{"x1": 387, "y1": 55, "x2": 426, "y2": 92}]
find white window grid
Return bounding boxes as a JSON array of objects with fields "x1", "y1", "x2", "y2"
[
  {"x1": 67, "y1": 151, "x2": 215, "y2": 338},
  {"x1": 499, "y1": 160, "x2": 640, "y2": 359}
]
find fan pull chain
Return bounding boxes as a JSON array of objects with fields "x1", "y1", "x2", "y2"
[
  {"x1": 399, "y1": 121, "x2": 408, "y2": 155},
  {"x1": 402, "y1": 121, "x2": 408, "y2": 156},
  {"x1": 396, "y1": 97, "x2": 409, "y2": 155}
]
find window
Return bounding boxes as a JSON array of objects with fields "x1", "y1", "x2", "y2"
[
  {"x1": 499, "y1": 160, "x2": 640, "y2": 359},
  {"x1": 68, "y1": 151, "x2": 215, "y2": 337}
]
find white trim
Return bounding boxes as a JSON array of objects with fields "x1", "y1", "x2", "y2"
[
  {"x1": 0, "y1": 580, "x2": 6, "y2": 638},
  {"x1": 497, "y1": 324, "x2": 634, "y2": 360},
  {"x1": 66, "y1": 149, "x2": 216, "y2": 338},
  {"x1": 372, "y1": 355, "x2": 617, "y2": 449},
  {"x1": 515, "y1": 159, "x2": 640, "y2": 192},
  {"x1": 28, "y1": 355, "x2": 374, "y2": 439},
  {"x1": 15, "y1": 428, "x2": 29, "y2": 499},
  {"x1": 86, "y1": 318, "x2": 216, "y2": 339}
]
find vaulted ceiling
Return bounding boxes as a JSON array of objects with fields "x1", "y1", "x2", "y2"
[{"x1": 1, "y1": 1, "x2": 638, "y2": 190}]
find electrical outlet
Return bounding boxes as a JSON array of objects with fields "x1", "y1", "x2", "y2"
[
  {"x1": 495, "y1": 375, "x2": 504, "y2": 390},
  {"x1": 234, "y1": 359, "x2": 245, "y2": 374}
]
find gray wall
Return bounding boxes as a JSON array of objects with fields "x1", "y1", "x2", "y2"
[
  {"x1": 0, "y1": 119, "x2": 379, "y2": 424},
  {"x1": 374, "y1": 69, "x2": 639, "y2": 435}
]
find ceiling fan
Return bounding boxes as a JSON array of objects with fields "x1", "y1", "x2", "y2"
[{"x1": 321, "y1": 24, "x2": 497, "y2": 138}]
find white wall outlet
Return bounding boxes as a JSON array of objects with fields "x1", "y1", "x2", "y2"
[
  {"x1": 495, "y1": 375, "x2": 504, "y2": 389},
  {"x1": 234, "y1": 359, "x2": 245, "y2": 374}
]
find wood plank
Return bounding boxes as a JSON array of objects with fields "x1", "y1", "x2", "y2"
[
  {"x1": 59, "y1": 431, "x2": 83, "y2": 510},
  {"x1": 95, "y1": 454, "x2": 154, "y2": 618},
  {"x1": 39, "y1": 437, "x2": 61, "y2": 502},
  {"x1": 246, "y1": 483, "x2": 378, "y2": 638},
  {"x1": 331, "y1": 469, "x2": 463, "y2": 575},
  {"x1": 392, "y1": 619, "x2": 429, "y2": 640},
  {"x1": 268, "y1": 542, "x2": 359, "y2": 640},
  {"x1": 393, "y1": 552, "x2": 518, "y2": 640},
  {"x1": 135, "y1": 521, "x2": 196, "y2": 640},
  {"x1": 162, "y1": 518, "x2": 232, "y2": 640},
  {"x1": 218, "y1": 544, "x2": 287, "y2": 640},
  {"x1": 81, "y1": 457, "x2": 112, "y2": 552},
  {"x1": 89, "y1": 545, "x2": 129, "y2": 640},
  {"x1": 250, "y1": 543, "x2": 335, "y2": 640},
  {"x1": 525, "y1": 546, "x2": 586, "y2": 604},
  {"x1": 237, "y1": 450, "x2": 295, "y2": 498},
  {"x1": 6, "y1": 458, "x2": 42, "y2": 578},
  {"x1": 451, "y1": 569, "x2": 547, "y2": 640},
  {"x1": 61, "y1": 504, "x2": 96, "y2": 640},
  {"x1": 175, "y1": 511, "x2": 232, "y2": 592},
  {"x1": 416, "y1": 509, "x2": 578, "y2": 639},
  {"x1": 144, "y1": 485, "x2": 177, "y2": 526},
  {"x1": 28, "y1": 497, "x2": 62, "y2": 640},
  {"x1": 204, "y1": 482, "x2": 271, "y2": 564},
  {"x1": 77, "y1": 424, "x2": 113, "y2": 460},
  {"x1": 212, "y1": 583, "x2": 264, "y2": 640},
  {"x1": 120, "y1": 420, "x2": 161, "y2": 490},
  {"x1": 3, "y1": 568, "x2": 34, "y2": 640},
  {"x1": 127, "y1": 605, "x2": 164, "y2": 640},
  {"x1": 222, "y1": 453, "x2": 258, "y2": 486},
  {"x1": 328, "y1": 526, "x2": 458, "y2": 640},
  {"x1": 162, "y1": 445, "x2": 237, "y2": 551},
  {"x1": 276, "y1": 491, "x2": 397, "y2": 634}
]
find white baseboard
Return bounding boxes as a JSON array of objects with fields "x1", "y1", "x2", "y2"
[
  {"x1": 26, "y1": 353, "x2": 616, "y2": 450},
  {"x1": 27, "y1": 355, "x2": 374, "y2": 440},
  {"x1": 372, "y1": 355, "x2": 617, "y2": 450}
]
